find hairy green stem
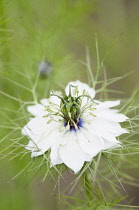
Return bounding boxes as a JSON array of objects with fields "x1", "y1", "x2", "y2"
[{"x1": 84, "y1": 172, "x2": 92, "y2": 201}]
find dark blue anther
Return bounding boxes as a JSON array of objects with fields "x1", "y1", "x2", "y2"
[{"x1": 64, "y1": 118, "x2": 84, "y2": 131}]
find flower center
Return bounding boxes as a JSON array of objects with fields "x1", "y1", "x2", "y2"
[
  {"x1": 45, "y1": 85, "x2": 97, "y2": 132},
  {"x1": 64, "y1": 118, "x2": 84, "y2": 131},
  {"x1": 60, "y1": 95, "x2": 82, "y2": 130}
]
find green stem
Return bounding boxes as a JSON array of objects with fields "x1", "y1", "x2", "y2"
[{"x1": 84, "y1": 172, "x2": 92, "y2": 201}]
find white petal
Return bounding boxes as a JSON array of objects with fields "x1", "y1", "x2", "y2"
[
  {"x1": 25, "y1": 138, "x2": 44, "y2": 157},
  {"x1": 94, "y1": 100, "x2": 120, "y2": 108},
  {"x1": 22, "y1": 124, "x2": 37, "y2": 140},
  {"x1": 26, "y1": 117, "x2": 47, "y2": 135},
  {"x1": 40, "y1": 96, "x2": 60, "y2": 115},
  {"x1": 50, "y1": 145, "x2": 63, "y2": 166},
  {"x1": 98, "y1": 132, "x2": 120, "y2": 149},
  {"x1": 31, "y1": 150, "x2": 44, "y2": 157},
  {"x1": 23, "y1": 117, "x2": 61, "y2": 157},
  {"x1": 85, "y1": 118, "x2": 128, "y2": 137},
  {"x1": 103, "y1": 138, "x2": 121, "y2": 150},
  {"x1": 40, "y1": 98, "x2": 49, "y2": 106},
  {"x1": 27, "y1": 104, "x2": 46, "y2": 117},
  {"x1": 94, "y1": 108, "x2": 128, "y2": 122},
  {"x1": 101, "y1": 133, "x2": 118, "y2": 142},
  {"x1": 59, "y1": 133, "x2": 92, "y2": 173},
  {"x1": 50, "y1": 95, "x2": 61, "y2": 106},
  {"x1": 65, "y1": 80, "x2": 95, "y2": 98},
  {"x1": 40, "y1": 95, "x2": 60, "y2": 107},
  {"x1": 22, "y1": 117, "x2": 49, "y2": 155},
  {"x1": 82, "y1": 121, "x2": 127, "y2": 152},
  {"x1": 78, "y1": 129, "x2": 104, "y2": 156}
]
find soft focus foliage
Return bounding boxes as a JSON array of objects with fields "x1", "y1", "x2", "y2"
[{"x1": 0, "y1": 0, "x2": 139, "y2": 209}]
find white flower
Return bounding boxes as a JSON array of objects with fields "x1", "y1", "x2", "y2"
[{"x1": 22, "y1": 81, "x2": 128, "y2": 174}]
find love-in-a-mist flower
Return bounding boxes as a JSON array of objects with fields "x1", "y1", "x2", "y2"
[{"x1": 22, "y1": 81, "x2": 128, "y2": 173}]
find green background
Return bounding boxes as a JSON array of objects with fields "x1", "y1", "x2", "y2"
[{"x1": 0, "y1": 0, "x2": 139, "y2": 209}]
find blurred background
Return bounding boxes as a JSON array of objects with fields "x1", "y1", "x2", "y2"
[{"x1": 0, "y1": 0, "x2": 139, "y2": 209}]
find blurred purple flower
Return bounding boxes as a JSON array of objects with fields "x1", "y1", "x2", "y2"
[{"x1": 38, "y1": 60, "x2": 52, "y2": 77}]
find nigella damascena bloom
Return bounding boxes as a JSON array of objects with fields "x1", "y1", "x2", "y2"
[{"x1": 22, "y1": 81, "x2": 128, "y2": 173}]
